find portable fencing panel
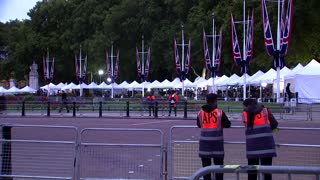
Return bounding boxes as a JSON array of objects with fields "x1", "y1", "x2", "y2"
[
  {"x1": 0, "y1": 124, "x2": 78, "y2": 180},
  {"x1": 169, "y1": 125, "x2": 320, "y2": 180},
  {"x1": 78, "y1": 128, "x2": 164, "y2": 180}
]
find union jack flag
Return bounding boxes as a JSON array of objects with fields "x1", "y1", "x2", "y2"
[
  {"x1": 185, "y1": 40, "x2": 191, "y2": 74},
  {"x1": 231, "y1": 14, "x2": 242, "y2": 65},
  {"x1": 280, "y1": 0, "x2": 293, "y2": 56},
  {"x1": 174, "y1": 38, "x2": 181, "y2": 73},
  {"x1": 203, "y1": 30, "x2": 211, "y2": 70},
  {"x1": 114, "y1": 50, "x2": 119, "y2": 79},
  {"x1": 215, "y1": 28, "x2": 223, "y2": 71},
  {"x1": 136, "y1": 47, "x2": 141, "y2": 76},
  {"x1": 261, "y1": 0, "x2": 275, "y2": 57},
  {"x1": 144, "y1": 48, "x2": 151, "y2": 77},
  {"x1": 246, "y1": 10, "x2": 254, "y2": 64}
]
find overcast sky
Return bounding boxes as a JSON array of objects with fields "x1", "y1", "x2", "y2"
[{"x1": 0, "y1": 0, "x2": 40, "y2": 23}]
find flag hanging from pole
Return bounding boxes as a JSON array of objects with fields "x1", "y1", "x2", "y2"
[
  {"x1": 261, "y1": 0, "x2": 275, "y2": 57},
  {"x1": 231, "y1": 14, "x2": 242, "y2": 66},
  {"x1": 144, "y1": 48, "x2": 151, "y2": 77},
  {"x1": 185, "y1": 40, "x2": 191, "y2": 74},
  {"x1": 82, "y1": 55, "x2": 87, "y2": 78},
  {"x1": 203, "y1": 30, "x2": 212, "y2": 70},
  {"x1": 50, "y1": 58, "x2": 54, "y2": 79},
  {"x1": 246, "y1": 10, "x2": 254, "y2": 64},
  {"x1": 174, "y1": 38, "x2": 181, "y2": 74},
  {"x1": 280, "y1": 0, "x2": 293, "y2": 56},
  {"x1": 106, "y1": 50, "x2": 111, "y2": 77},
  {"x1": 215, "y1": 28, "x2": 223, "y2": 71},
  {"x1": 114, "y1": 50, "x2": 120, "y2": 79},
  {"x1": 136, "y1": 47, "x2": 141, "y2": 76}
]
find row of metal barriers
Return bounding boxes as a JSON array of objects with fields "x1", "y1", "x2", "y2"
[{"x1": 0, "y1": 124, "x2": 319, "y2": 179}]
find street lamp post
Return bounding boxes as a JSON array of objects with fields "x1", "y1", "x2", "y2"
[{"x1": 98, "y1": 70, "x2": 104, "y2": 84}]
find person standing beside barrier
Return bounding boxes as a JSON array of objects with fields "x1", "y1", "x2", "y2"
[
  {"x1": 58, "y1": 91, "x2": 70, "y2": 113},
  {"x1": 197, "y1": 93, "x2": 231, "y2": 180},
  {"x1": 242, "y1": 98, "x2": 278, "y2": 180},
  {"x1": 146, "y1": 93, "x2": 155, "y2": 116},
  {"x1": 168, "y1": 90, "x2": 178, "y2": 117}
]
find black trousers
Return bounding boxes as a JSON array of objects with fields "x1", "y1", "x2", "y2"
[
  {"x1": 201, "y1": 157, "x2": 224, "y2": 180},
  {"x1": 148, "y1": 105, "x2": 154, "y2": 116},
  {"x1": 248, "y1": 157, "x2": 273, "y2": 180},
  {"x1": 59, "y1": 101, "x2": 69, "y2": 112},
  {"x1": 168, "y1": 103, "x2": 176, "y2": 116}
]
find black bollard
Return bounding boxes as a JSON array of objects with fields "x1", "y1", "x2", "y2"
[
  {"x1": 47, "y1": 101, "x2": 50, "y2": 117},
  {"x1": 73, "y1": 102, "x2": 76, "y2": 117},
  {"x1": 21, "y1": 101, "x2": 25, "y2": 116},
  {"x1": 99, "y1": 101, "x2": 102, "y2": 117},
  {"x1": 184, "y1": 100, "x2": 187, "y2": 118},
  {"x1": 1, "y1": 126, "x2": 12, "y2": 179},
  {"x1": 155, "y1": 101, "x2": 158, "y2": 118},
  {"x1": 126, "y1": 101, "x2": 130, "y2": 117}
]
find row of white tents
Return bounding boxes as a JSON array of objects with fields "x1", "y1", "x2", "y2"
[{"x1": 1, "y1": 59, "x2": 319, "y2": 103}]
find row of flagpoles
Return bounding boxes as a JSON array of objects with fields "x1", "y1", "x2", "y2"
[{"x1": 42, "y1": 0, "x2": 293, "y2": 101}]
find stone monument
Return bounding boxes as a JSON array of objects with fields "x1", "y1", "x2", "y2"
[{"x1": 29, "y1": 61, "x2": 39, "y2": 90}]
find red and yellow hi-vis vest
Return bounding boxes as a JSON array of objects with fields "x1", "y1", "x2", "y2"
[
  {"x1": 242, "y1": 108, "x2": 277, "y2": 158},
  {"x1": 197, "y1": 108, "x2": 224, "y2": 158}
]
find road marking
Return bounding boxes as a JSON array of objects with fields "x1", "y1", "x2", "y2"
[{"x1": 131, "y1": 120, "x2": 179, "y2": 126}]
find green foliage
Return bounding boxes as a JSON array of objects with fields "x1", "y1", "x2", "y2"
[{"x1": 0, "y1": 0, "x2": 319, "y2": 84}]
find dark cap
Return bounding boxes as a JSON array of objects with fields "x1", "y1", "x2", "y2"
[
  {"x1": 206, "y1": 93, "x2": 218, "y2": 103},
  {"x1": 243, "y1": 98, "x2": 257, "y2": 106}
]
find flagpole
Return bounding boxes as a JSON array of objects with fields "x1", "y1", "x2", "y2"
[
  {"x1": 46, "y1": 48, "x2": 50, "y2": 97},
  {"x1": 243, "y1": 0, "x2": 247, "y2": 100},
  {"x1": 181, "y1": 24, "x2": 185, "y2": 97},
  {"x1": 142, "y1": 35, "x2": 145, "y2": 98},
  {"x1": 276, "y1": 0, "x2": 281, "y2": 103},
  {"x1": 212, "y1": 12, "x2": 216, "y2": 94},
  {"x1": 111, "y1": 43, "x2": 114, "y2": 98}
]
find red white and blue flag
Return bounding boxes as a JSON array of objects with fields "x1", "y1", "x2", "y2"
[
  {"x1": 261, "y1": 0, "x2": 275, "y2": 56},
  {"x1": 136, "y1": 47, "x2": 141, "y2": 76},
  {"x1": 280, "y1": 0, "x2": 293, "y2": 56},
  {"x1": 215, "y1": 28, "x2": 223, "y2": 70},
  {"x1": 185, "y1": 40, "x2": 191, "y2": 74},
  {"x1": 203, "y1": 30, "x2": 211, "y2": 70},
  {"x1": 114, "y1": 50, "x2": 119, "y2": 79},
  {"x1": 203, "y1": 29, "x2": 222, "y2": 74},
  {"x1": 144, "y1": 48, "x2": 151, "y2": 77},
  {"x1": 246, "y1": 10, "x2": 254, "y2": 64},
  {"x1": 42, "y1": 52, "x2": 54, "y2": 81},
  {"x1": 174, "y1": 38, "x2": 181, "y2": 73},
  {"x1": 231, "y1": 14, "x2": 242, "y2": 66},
  {"x1": 75, "y1": 53, "x2": 87, "y2": 81}
]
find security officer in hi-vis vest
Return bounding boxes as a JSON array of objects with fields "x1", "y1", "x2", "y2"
[
  {"x1": 242, "y1": 98, "x2": 278, "y2": 180},
  {"x1": 197, "y1": 93, "x2": 231, "y2": 180}
]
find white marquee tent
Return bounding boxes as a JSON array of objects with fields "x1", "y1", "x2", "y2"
[{"x1": 294, "y1": 59, "x2": 320, "y2": 103}]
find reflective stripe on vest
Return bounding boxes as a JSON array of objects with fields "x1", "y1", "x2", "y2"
[
  {"x1": 198, "y1": 109, "x2": 224, "y2": 158},
  {"x1": 243, "y1": 108, "x2": 276, "y2": 158}
]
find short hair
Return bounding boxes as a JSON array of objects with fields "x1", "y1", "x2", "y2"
[
  {"x1": 243, "y1": 98, "x2": 257, "y2": 107},
  {"x1": 206, "y1": 93, "x2": 218, "y2": 103}
]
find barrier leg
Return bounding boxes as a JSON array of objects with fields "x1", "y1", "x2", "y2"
[{"x1": 1, "y1": 126, "x2": 12, "y2": 180}]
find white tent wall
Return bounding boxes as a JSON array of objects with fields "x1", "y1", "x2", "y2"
[{"x1": 295, "y1": 75, "x2": 320, "y2": 103}]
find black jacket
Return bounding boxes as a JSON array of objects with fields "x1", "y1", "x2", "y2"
[{"x1": 197, "y1": 104, "x2": 231, "y2": 128}]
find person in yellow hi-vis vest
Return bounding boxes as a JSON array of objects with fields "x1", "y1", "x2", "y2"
[
  {"x1": 242, "y1": 98, "x2": 278, "y2": 180},
  {"x1": 197, "y1": 93, "x2": 231, "y2": 180}
]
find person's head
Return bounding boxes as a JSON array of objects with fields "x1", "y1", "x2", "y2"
[
  {"x1": 287, "y1": 83, "x2": 291, "y2": 87},
  {"x1": 206, "y1": 93, "x2": 218, "y2": 105},
  {"x1": 243, "y1": 98, "x2": 257, "y2": 110}
]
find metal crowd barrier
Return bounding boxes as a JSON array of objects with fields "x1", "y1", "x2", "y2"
[
  {"x1": 190, "y1": 165, "x2": 320, "y2": 180},
  {"x1": 169, "y1": 125, "x2": 320, "y2": 179},
  {"x1": 0, "y1": 124, "x2": 78, "y2": 180},
  {"x1": 78, "y1": 128, "x2": 165, "y2": 180}
]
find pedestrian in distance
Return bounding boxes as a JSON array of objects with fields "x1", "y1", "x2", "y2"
[
  {"x1": 58, "y1": 90, "x2": 70, "y2": 113},
  {"x1": 242, "y1": 98, "x2": 278, "y2": 180},
  {"x1": 197, "y1": 93, "x2": 231, "y2": 180},
  {"x1": 146, "y1": 93, "x2": 155, "y2": 116},
  {"x1": 286, "y1": 83, "x2": 292, "y2": 102},
  {"x1": 168, "y1": 90, "x2": 178, "y2": 117}
]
